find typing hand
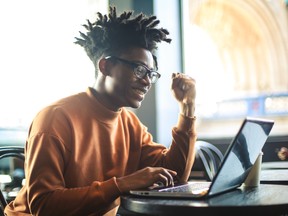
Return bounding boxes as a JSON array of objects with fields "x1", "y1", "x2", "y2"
[{"x1": 116, "y1": 167, "x2": 177, "y2": 193}]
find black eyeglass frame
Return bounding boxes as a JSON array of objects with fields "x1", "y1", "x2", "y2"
[{"x1": 104, "y1": 56, "x2": 161, "y2": 83}]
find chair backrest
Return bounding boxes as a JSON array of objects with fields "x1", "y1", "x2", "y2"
[
  {"x1": 192, "y1": 141, "x2": 224, "y2": 181},
  {"x1": 0, "y1": 146, "x2": 25, "y2": 215}
]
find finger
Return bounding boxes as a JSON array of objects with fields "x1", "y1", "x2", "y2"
[
  {"x1": 177, "y1": 81, "x2": 191, "y2": 92},
  {"x1": 180, "y1": 75, "x2": 195, "y2": 84},
  {"x1": 158, "y1": 174, "x2": 169, "y2": 187},
  {"x1": 167, "y1": 169, "x2": 177, "y2": 176},
  {"x1": 171, "y1": 76, "x2": 182, "y2": 89},
  {"x1": 168, "y1": 171, "x2": 177, "y2": 186},
  {"x1": 162, "y1": 169, "x2": 177, "y2": 186},
  {"x1": 152, "y1": 169, "x2": 171, "y2": 186},
  {"x1": 183, "y1": 79, "x2": 196, "y2": 92},
  {"x1": 154, "y1": 167, "x2": 177, "y2": 179},
  {"x1": 182, "y1": 83, "x2": 195, "y2": 92},
  {"x1": 160, "y1": 168, "x2": 177, "y2": 176}
]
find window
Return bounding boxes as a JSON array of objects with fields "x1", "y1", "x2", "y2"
[
  {"x1": 0, "y1": 0, "x2": 108, "y2": 144},
  {"x1": 182, "y1": 0, "x2": 288, "y2": 138}
]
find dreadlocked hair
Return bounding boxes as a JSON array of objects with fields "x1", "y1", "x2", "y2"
[{"x1": 74, "y1": 6, "x2": 171, "y2": 72}]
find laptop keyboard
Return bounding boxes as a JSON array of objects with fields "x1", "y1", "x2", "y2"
[{"x1": 159, "y1": 182, "x2": 211, "y2": 193}]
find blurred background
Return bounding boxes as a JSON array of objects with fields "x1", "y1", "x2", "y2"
[{"x1": 0, "y1": 0, "x2": 287, "y2": 162}]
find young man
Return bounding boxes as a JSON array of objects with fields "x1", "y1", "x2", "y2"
[{"x1": 5, "y1": 7, "x2": 196, "y2": 216}]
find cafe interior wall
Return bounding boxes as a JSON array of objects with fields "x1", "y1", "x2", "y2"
[
  {"x1": 155, "y1": 0, "x2": 288, "y2": 148},
  {"x1": 182, "y1": 0, "x2": 288, "y2": 138}
]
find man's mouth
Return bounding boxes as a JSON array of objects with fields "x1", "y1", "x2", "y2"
[{"x1": 132, "y1": 87, "x2": 148, "y2": 99}]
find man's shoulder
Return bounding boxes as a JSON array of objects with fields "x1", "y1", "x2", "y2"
[
  {"x1": 120, "y1": 108, "x2": 145, "y2": 128},
  {"x1": 35, "y1": 91, "x2": 86, "y2": 117},
  {"x1": 55, "y1": 91, "x2": 87, "y2": 105}
]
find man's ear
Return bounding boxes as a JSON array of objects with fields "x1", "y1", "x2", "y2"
[{"x1": 98, "y1": 58, "x2": 110, "y2": 76}]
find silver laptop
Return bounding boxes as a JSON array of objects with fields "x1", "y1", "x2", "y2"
[{"x1": 130, "y1": 117, "x2": 274, "y2": 199}]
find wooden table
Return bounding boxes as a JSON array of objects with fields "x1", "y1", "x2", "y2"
[{"x1": 121, "y1": 184, "x2": 288, "y2": 216}]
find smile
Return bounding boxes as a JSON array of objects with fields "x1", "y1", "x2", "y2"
[
  {"x1": 132, "y1": 87, "x2": 148, "y2": 99},
  {"x1": 134, "y1": 88, "x2": 147, "y2": 95}
]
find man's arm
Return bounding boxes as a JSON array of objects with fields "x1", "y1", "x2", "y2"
[{"x1": 171, "y1": 72, "x2": 197, "y2": 182}]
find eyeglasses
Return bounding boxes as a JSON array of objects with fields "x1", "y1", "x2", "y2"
[{"x1": 104, "y1": 56, "x2": 161, "y2": 83}]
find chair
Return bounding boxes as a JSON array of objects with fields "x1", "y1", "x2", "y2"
[
  {"x1": 191, "y1": 141, "x2": 224, "y2": 181},
  {"x1": 0, "y1": 146, "x2": 25, "y2": 216}
]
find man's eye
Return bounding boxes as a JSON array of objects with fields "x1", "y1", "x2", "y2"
[{"x1": 135, "y1": 65, "x2": 147, "y2": 74}]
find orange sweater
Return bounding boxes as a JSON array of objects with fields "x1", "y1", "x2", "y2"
[{"x1": 5, "y1": 87, "x2": 196, "y2": 216}]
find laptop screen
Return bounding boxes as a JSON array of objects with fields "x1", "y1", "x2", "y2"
[{"x1": 208, "y1": 118, "x2": 274, "y2": 196}]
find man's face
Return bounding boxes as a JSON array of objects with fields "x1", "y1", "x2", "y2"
[{"x1": 102, "y1": 47, "x2": 155, "y2": 110}]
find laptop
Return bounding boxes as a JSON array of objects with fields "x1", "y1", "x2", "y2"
[{"x1": 130, "y1": 117, "x2": 274, "y2": 199}]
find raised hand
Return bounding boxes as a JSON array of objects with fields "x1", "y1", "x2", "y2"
[{"x1": 171, "y1": 73, "x2": 196, "y2": 117}]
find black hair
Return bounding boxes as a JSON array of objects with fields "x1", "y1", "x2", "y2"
[{"x1": 74, "y1": 6, "x2": 171, "y2": 76}]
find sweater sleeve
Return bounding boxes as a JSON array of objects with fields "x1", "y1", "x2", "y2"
[
  {"x1": 23, "y1": 133, "x2": 121, "y2": 216},
  {"x1": 139, "y1": 114, "x2": 197, "y2": 180}
]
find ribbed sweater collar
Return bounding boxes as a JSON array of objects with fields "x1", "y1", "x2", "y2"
[{"x1": 86, "y1": 87, "x2": 122, "y2": 125}]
